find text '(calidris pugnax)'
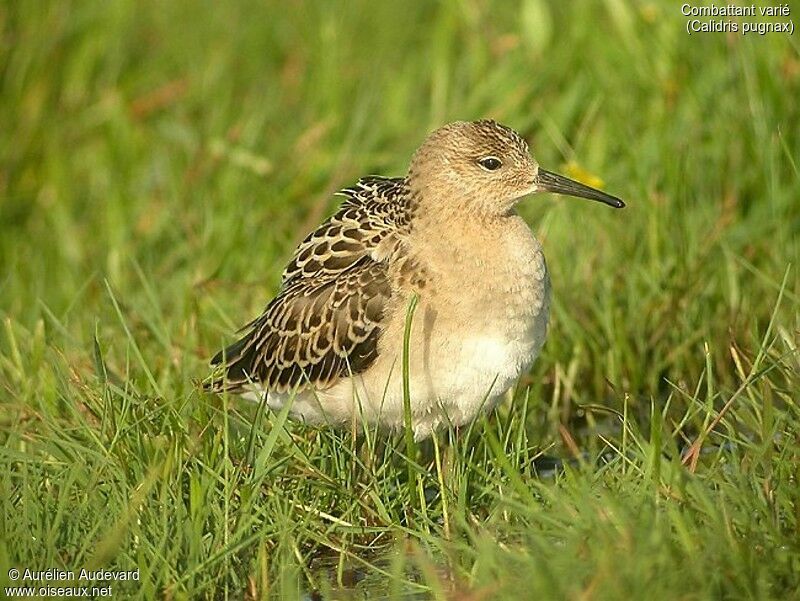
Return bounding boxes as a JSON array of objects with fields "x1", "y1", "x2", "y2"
[{"x1": 206, "y1": 120, "x2": 625, "y2": 439}]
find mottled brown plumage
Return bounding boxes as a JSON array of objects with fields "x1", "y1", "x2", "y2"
[{"x1": 208, "y1": 176, "x2": 413, "y2": 394}]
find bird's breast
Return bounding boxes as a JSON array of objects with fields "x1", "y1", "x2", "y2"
[
  {"x1": 407, "y1": 216, "x2": 551, "y2": 395},
  {"x1": 422, "y1": 216, "x2": 549, "y2": 326}
]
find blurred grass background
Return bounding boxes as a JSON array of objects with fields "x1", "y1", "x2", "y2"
[{"x1": 1, "y1": 1, "x2": 799, "y2": 599}]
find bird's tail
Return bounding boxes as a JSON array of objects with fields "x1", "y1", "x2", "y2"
[{"x1": 202, "y1": 336, "x2": 257, "y2": 393}]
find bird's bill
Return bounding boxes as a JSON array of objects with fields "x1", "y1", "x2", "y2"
[{"x1": 536, "y1": 169, "x2": 625, "y2": 208}]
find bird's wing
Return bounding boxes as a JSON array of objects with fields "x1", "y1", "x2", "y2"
[
  {"x1": 281, "y1": 176, "x2": 412, "y2": 285},
  {"x1": 206, "y1": 176, "x2": 412, "y2": 394}
]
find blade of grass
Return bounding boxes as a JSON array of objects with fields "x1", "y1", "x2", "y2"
[{"x1": 402, "y1": 293, "x2": 419, "y2": 509}]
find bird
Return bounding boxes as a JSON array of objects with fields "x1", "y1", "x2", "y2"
[{"x1": 205, "y1": 120, "x2": 624, "y2": 439}]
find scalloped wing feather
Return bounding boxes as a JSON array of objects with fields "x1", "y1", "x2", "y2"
[
  {"x1": 206, "y1": 176, "x2": 413, "y2": 394},
  {"x1": 281, "y1": 177, "x2": 411, "y2": 284}
]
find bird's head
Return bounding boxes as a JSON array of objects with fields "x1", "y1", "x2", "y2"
[{"x1": 408, "y1": 120, "x2": 624, "y2": 217}]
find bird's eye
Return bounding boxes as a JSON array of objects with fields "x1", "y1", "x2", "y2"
[{"x1": 478, "y1": 156, "x2": 502, "y2": 171}]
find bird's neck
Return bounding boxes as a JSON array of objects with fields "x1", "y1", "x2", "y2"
[
  {"x1": 409, "y1": 208, "x2": 537, "y2": 268},
  {"x1": 411, "y1": 189, "x2": 515, "y2": 229}
]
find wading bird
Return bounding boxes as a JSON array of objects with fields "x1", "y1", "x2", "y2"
[{"x1": 206, "y1": 120, "x2": 624, "y2": 439}]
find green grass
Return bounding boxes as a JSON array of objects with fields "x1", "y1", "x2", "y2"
[{"x1": 2, "y1": 1, "x2": 799, "y2": 598}]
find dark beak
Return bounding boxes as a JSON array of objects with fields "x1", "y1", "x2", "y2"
[{"x1": 537, "y1": 168, "x2": 625, "y2": 208}]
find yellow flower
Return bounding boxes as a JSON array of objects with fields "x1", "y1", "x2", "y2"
[{"x1": 563, "y1": 161, "x2": 605, "y2": 189}]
